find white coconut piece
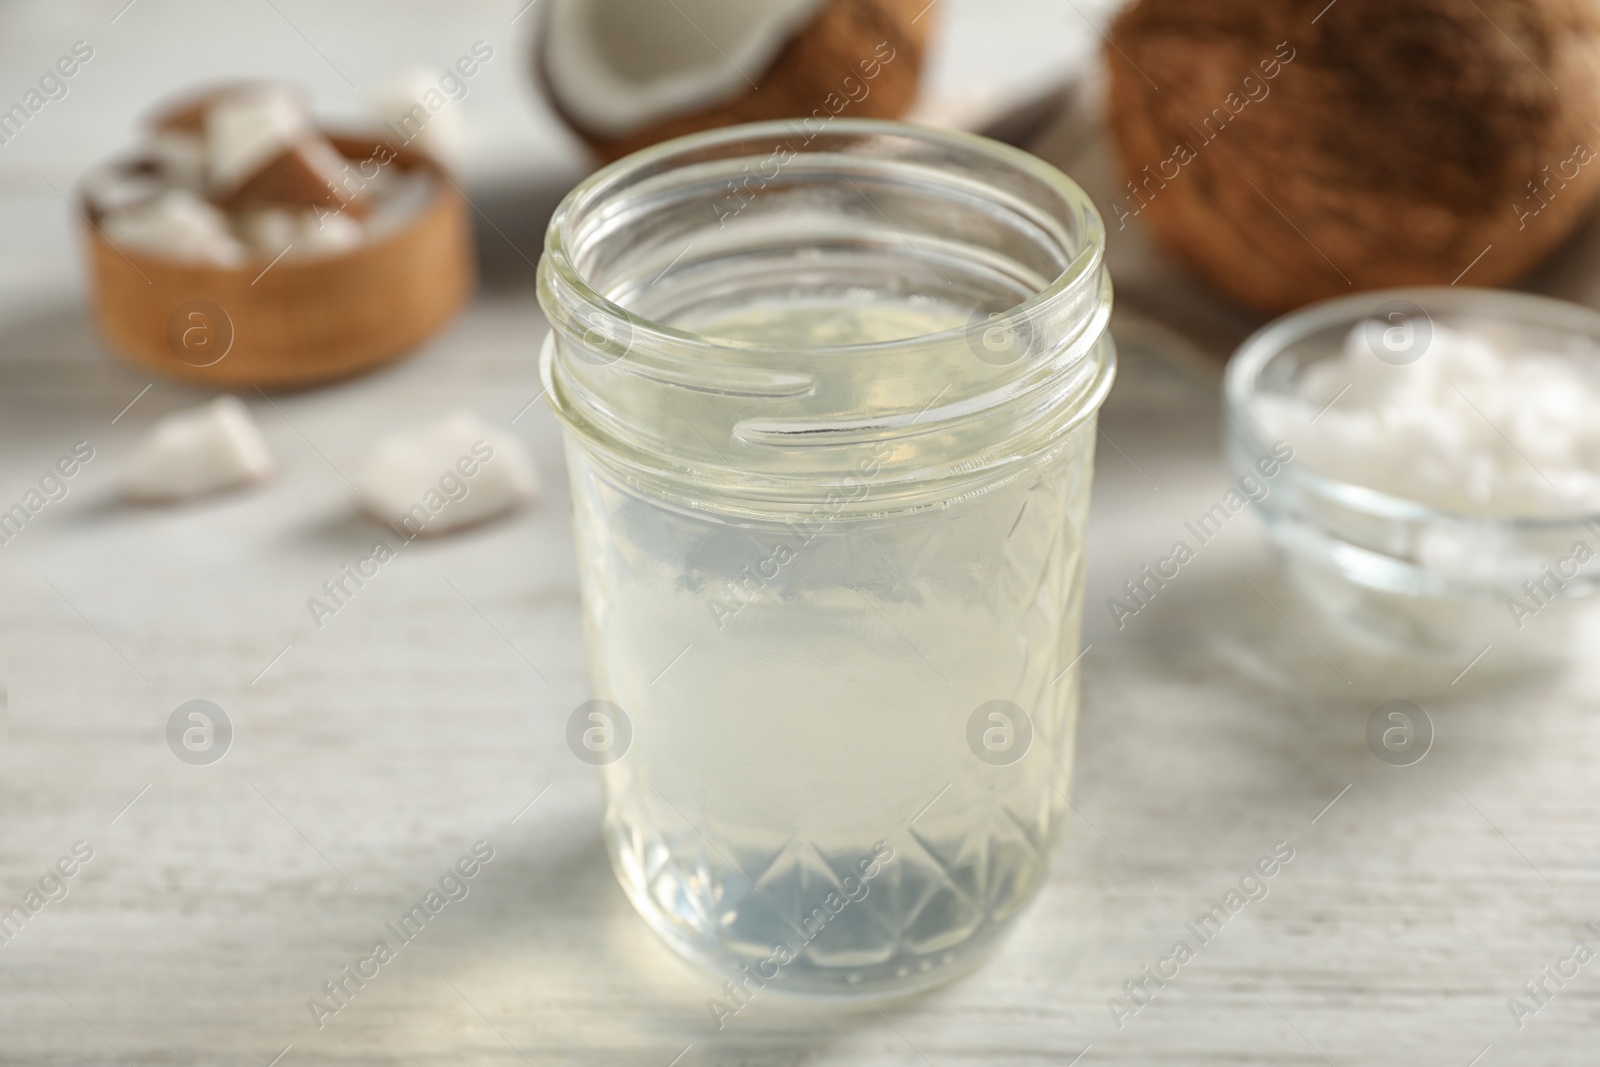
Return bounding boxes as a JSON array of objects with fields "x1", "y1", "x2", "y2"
[
  {"x1": 298, "y1": 209, "x2": 364, "y2": 254},
  {"x1": 363, "y1": 170, "x2": 437, "y2": 240},
  {"x1": 220, "y1": 136, "x2": 367, "y2": 216},
  {"x1": 82, "y1": 166, "x2": 164, "y2": 215},
  {"x1": 371, "y1": 69, "x2": 465, "y2": 162},
  {"x1": 234, "y1": 206, "x2": 300, "y2": 257},
  {"x1": 285, "y1": 135, "x2": 359, "y2": 201},
  {"x1": 235, "y1": 207, "x2": 365, "y2": 259},
  {"x1": 205, "y1": 85, "x2": 312, "y2": 193},
  {"x1": 100, "y1": 189, "x2": 247, "y2": 266},
  {"x1": 123, "y1": 396, "x2": 276, "y2": 502},
  {"x1": 357, "y1": 411, "x2": 538, "y2": 537},
  {"x1": 542, "y1": 0, "x2": 824, "y2": 138},
  {"x1": 145, "y1": 129, "x2": 207, "y2": 190}
]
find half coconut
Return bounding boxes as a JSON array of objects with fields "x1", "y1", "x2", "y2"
[{"x1": 536, "y1": 0, "x2": 934, "y2": 160}]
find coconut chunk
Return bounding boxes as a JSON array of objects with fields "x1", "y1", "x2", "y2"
[
  {"x1": 152, "y1": 81, "x2": 269, "y2": 134},
  {"x1": 361, "y1": 170, "x2": 438, "y2": 240},
  {"x1": 205, "y1": 85, "x2": 312, "y2": 192},
  {"x1": 233, "y1": 206, "x2": 299, "y2": 257},
  {"x1": 299, "y1": 209, "x2": 365, "y2": 253},
  {"x1": 145, "y1": 130, "x2": 207, "y2": 190},
  {"x1": 219, "y1": 136, "x2": 371, "y2": 217},
  {"x1": 158, "y1": 83, "x2": 368, "y2": 214},
  {"x1": 357, "y1": 411, "x2": 538, "y2": 537},
  {"x1": 235, "y1": 206, "x2": 366, "y2": 259},
  {"x1": 123, "y1": 396, "x2": 276, "y2": 501},
  {"x1": 371, "y1": 69, "x2": 464, "y2": 163},
  {"x1": 100, "y1": 189, "x2": 248, "y2": 266},
  {"x1": 82, "y1": 165, "x2": 164, "y2": 215}
]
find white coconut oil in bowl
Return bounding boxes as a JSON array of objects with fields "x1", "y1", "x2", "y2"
[
  {"x1": 539, "y1": 120, "x2": 1113, "y2": 998},
  {"x1": 1226, "y1": 287, "x2": 1600, "y2": 657}
]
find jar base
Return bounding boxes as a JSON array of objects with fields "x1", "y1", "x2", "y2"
[
  {"x1": 613, "y1": 857, "x2": 1015, "y2": 1003},
  {"x1": 604, "y1": 819, "x2": 1041, "y2": 1003}
]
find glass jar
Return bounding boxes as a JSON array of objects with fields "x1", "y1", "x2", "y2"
[{"x1": 539, "y1": 119, "x2": 1113, "y2": 999}]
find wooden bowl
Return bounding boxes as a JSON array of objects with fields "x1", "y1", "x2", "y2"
[{"x1": 82, "y1": 134, "x2": 474, "y2": 389}]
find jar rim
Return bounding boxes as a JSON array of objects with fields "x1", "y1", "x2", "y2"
[{"x1": 540, "y1": 118, "x2": 1107, "y2": 355}]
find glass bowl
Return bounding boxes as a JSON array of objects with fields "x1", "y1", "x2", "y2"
[{"x1": 1224, "y1": 286, "x2": 1600, "y2": 656}]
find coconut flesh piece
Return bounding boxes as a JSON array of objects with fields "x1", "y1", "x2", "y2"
[
  {"x1": 100, "y1": 188, "x2": 248, "y2": 266},
  {"x1": 221, "y1": 136, "x2": 371, "y2": 217},
  {"x1": 543, "y1": 0, "x2": 825, "y2": 138},
  {"x1": 81, "y1": 165, "x2": 165, "y2": 215},
  {"x1": 235, "y1": 206, "x2": 365, "y2": 259},
  {"x1": 370, "y1": 70, "x2": 465, "y2": 163},
  {"x1": 233, "y1": 207, "x2": 299, "y2": 257},
  {"x1": 199, "y1": 85, "x2": 370, "y2": 217},
  {"x1": 361, "y1": 170, "x2": 438, "y2": 241},
  {"x1": 146, "y1": 129, "x2": 207, "y2": 190},
  {"x1": 123, "y1": 396, "x2": 276, "y2": 501},
  {"x1": 105, "y1": 83, "x2": 378, "y2": 263},
  {"x1": 205, "y1": 85, "x2": 311, "y2": 192},
  {"x1": 357, "y1": 411, "x2": 539, "y2": 536}
]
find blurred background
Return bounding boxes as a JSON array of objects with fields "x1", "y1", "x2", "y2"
[{"x1": 0, "y1": 0, "x2": 1110, "y2": 296}]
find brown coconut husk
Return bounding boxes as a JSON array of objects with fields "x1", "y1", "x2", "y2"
[
  {"x1": 215, "y1": 141, "x2": 374, "y2": 218},
  {"x1": 1106, "y1": 0, "x2": 1600, "y2": 314}
]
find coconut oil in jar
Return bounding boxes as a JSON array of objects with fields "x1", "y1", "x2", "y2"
[{"x1": 540, "y1": 121, "x2": 1114, "y2": 998}]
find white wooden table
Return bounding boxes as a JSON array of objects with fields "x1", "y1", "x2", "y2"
[{"x1": 3, "y1": 2, "x2": 1599, "y2": 1065}]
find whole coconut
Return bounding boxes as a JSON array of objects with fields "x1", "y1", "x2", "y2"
[{"x1": 1106, "y1": 0, "x2": 1600, "y2": 313}]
